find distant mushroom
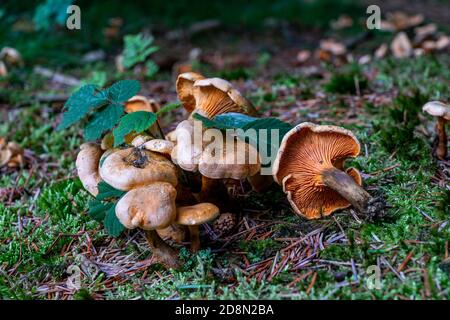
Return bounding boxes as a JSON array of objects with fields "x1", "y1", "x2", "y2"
[
  {"x1": 423, "y1": 101, "x2": 450, "y2": 159},
  {"x1": 273, "y1": 122, "x2": 385, "y2": 219},
  {"x1": 115, "y1": 182, "x2": 180, "y2": 268},
  {"x1": 99, "y1": 147, "x2": 178, "y2": 191},
  {"x1": 76, "y1": 143, "x2": 103, "y2": 196},
  {"x1": 175, "y1": 203, "x2": 220, "y2": 252}
]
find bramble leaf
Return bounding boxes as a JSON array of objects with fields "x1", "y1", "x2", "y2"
[
  {"x1": 104, "y1": 203, "x2": 124, "y2": 237},
  {"x1": 96, "y1": 181, "x2": 125, "y2": 201},
  {"x1": 84, "y1": 103, "x2": 124, "y2": 141},
  {"x1": 107, "y1": 80, "x2": 141, "y2": 103},
  {"x1": 112, "y1": 111, "x2": 158, "y2": 146},
  {"x1": 88, "y1": 199, "x2": 112, "y2": 222},
  {"x1": 57, "y1": 84, "x2": 108, "y2": 130}
]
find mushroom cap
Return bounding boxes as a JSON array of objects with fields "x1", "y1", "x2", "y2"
[
  {"x1": 176, "y1": 72, "x2": 205, "y2": 113},
  {"x1": 76, "y1": 143, "x2": 103, "y2": 196},
  {"x1": 170, "y1": 119, "x2": 204, "y2": 172},
  {"x1": 192, "y1": 77, "x2": 256, "y2": 118},
  {"x1": 273, "y1": 122, "x2": 361, "y2": 219},
  {"x1": 131, "y1": 135, "x2": 152, "y2": 147},
  {"x1": 199, "y1": 135, "x2": 261, "y2": 179},
  {"x1": 124, "y1": 95, "x2": 159, "y2": 113},
  {"x1": 175, "y1": 203, "x2": 220, "y2": 226},
  {"x1": 142, "y1": 139, "x2": 174, "y2": 156},
  {"x1": 99, "y1": 148, "x2": 178, "y2": 191},
  {"x1": 115, "y1": 182, "x2": 177, "y2": 230},
  {"x1": 422, "y1": 101, "x2": 450, "y2": 120}
]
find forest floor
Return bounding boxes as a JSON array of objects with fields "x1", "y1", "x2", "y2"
[{"x1": 0, "y1": 2, "x2": 449, "y2": 299}]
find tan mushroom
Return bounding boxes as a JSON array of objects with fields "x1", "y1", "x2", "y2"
[
  {"x1": 175, "y1": 203, "x2": 220, "y2": 252},
  {"x1": 423, "y1": 101, "x2": 450, "y2": 159},
  {"x1": 273, "y1": 122, "x2": 385, "y2": 219},
  {"x1": 192, "y1": 77, "x2": 256, "y2": 118},
  {"x1": 198, "y1": 134, "x2": 260, "y2": 179},
  {"x1": 115, "y1": 182, "x2": 179, "y2": 268},
  {"x1": 142, "y1": 139, "x2": 174, "y2": 157},
  {"x1": 176, "y1": 72, "x2": 205, "y2": 113},
  {"x1": 124, "y1": 95, "x2": 160, "y2": 113},
  {"x1": 76, "y1": 143, "x2": 103, "y2": 196},
  {"x1": 99, "y1": 148, "x2": 178, "y2": 191}
]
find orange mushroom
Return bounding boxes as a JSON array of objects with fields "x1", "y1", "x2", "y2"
[{"x1": 273, "y1": 122, "x2": 385, "y2": 219}]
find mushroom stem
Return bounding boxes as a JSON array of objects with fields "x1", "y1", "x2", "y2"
[
  {"x1": 144, "y1": 230, "x2": 180, "y2": 269},
  {"x1": 436, "y1": 117, "x2": 447, "y2": 160},
  {"x1": 188, "y1": 225, "x2": 201, "y2": 252},
  {"x1": 197, "y1": 176, "x2": 232, "y2": 212},
  {"x1": 321, "y1": 167, "x2": 374, "y2": 214}
]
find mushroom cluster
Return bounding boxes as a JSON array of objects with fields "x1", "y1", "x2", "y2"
[{"x1": 73, "y1": 72, "x2": 388, "y2": 270}]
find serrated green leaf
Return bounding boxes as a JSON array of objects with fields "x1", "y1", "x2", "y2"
[
  {"x1": 57, "y1": 84, "x2": 108, "y2": 130},
  {"x1": 112, "y1": 111, "x2": 158, "y2": 146},
  {"x1": 96, "y1": 181, "x2": 125, "y2": 201},
  {"x1": 156, "y1": 102, "x2": 182, "y2": 115},
  {"x1": 84, "y1": 103, "x2": 124, "y2": 141},
  {"x1": 88, "y1": 199, "x2": 112, "y2": 222},
  {"x1": 107, "y1": 80, "x2": 141, "y2": 103},
  {"x1": 104, "y1": 203, "x2": 125, "y2": 237}
]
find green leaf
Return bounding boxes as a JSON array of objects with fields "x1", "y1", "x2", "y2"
[
  {"x1": 122, "y1": 33, "x2": 159, "y2": 69},
  {"x1": 112, "y1": 111, "x2": 158, "y2": 147},
  {"x1": 88, "y1": 199, "x2": 112, "y2": 222},
  {"x1": 96, "y1": 181, "x2": 125, "y2": 201},
  {"x1": 104, "y1": 203, "x2": 124, "y2": 237},
  {"x1": 193, "y1": 112, "x2": 293, "y2": 165},
  {"x1": 156, "y1": 102, "x2": 182, "y2": 115},
  {"x1": 107, "y1": 80, "x2": 141, "y2": 103},
  {"x1": 145, "y1": 60, "x2": 159, "y2": 79},
  {"x1": 84, "y1": 103, "x2": 124, "y2": 141},
  {"x1": 57, "y1": 85, "x2": 108, "y2": 130}
]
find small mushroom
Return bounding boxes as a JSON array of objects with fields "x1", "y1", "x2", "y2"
[
  {"x1": 0, "y1": 47, "x2": 23, "y2": 66},
  {"x1": 0, "y1": 61, "x2": 7, "y2": 77},
  {"x1": 192, "y1": 77, "x2": 257, "y2": 118},
  {"x1": 273, "y1": 122, "x2": 385, "y2": 219},
  {"x1": 175, "y1": 203, "x2": 220, "y2": 252},
  {"x1": 176, "y1": 72, "x2": 205, "y2": 113},
  {"x1": 142, "y1": 139, "x2": 174, "y2": 157},
  {"x1": 124, "y1": 95, "x2": 160, "y2": 113},
  {"x1": 99, "y1": 148, "x2": 178, "y2": 191},
  {"x1": 423, "y1": 101, "x2": 450, "y2": 159},
  {"x1": 115, "y1": 182, "x2": 180, "y2": 268},
  {"x1": 76, "y1": 143, "x2": 103, "y2": 196}
]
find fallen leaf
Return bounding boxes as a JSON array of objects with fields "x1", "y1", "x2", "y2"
[
  {"x1": 435, "y1": 35, "x2": 450, "y2": 50},
  {"x1": 296, "y1": 50, "x2": 311, "y2": 64},
  {"x1": 320, "y1": 39, "x2": 347, "y2": 56},
  {"x1": 330, "y1": 15, "x2": 353, "y2": 30},
  {"x1": 382, "y1": 11, "x2": 424, "y2": 31},
  {"x1": 375, "y1": 43, "x2": 388, "y2": 59},
  {"x1": 391, "y1": 32, "x2": 412, "y2": 58},
  {"x1": 414, "y1": 24, "x2": 437, "y2": 43}
]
